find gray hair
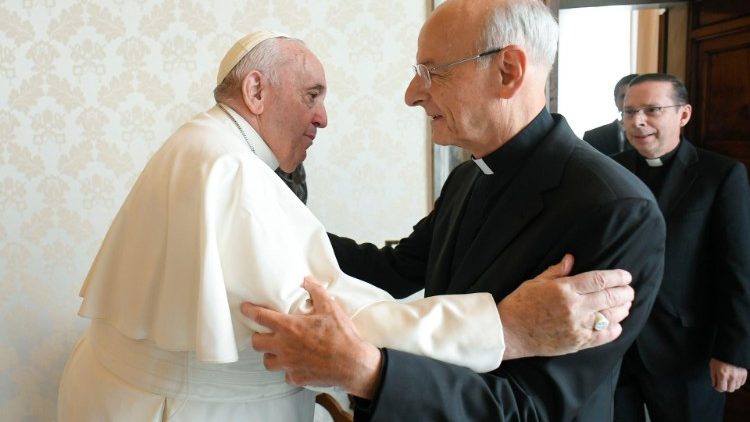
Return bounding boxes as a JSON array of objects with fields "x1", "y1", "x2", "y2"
[
  {"x1": 213, "y1": 36, "x2": 304, "y2": 102},
  {"x1": 478, "y1": 0, "x2": 558, "y2": 72}
]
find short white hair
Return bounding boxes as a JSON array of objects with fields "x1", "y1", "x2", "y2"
[
  {"x1": 213, "y1": 37, "x2": 305, "y2": 102},
  {"x1": 477, "y1": 0, "x2": 558, "y2": 72}
]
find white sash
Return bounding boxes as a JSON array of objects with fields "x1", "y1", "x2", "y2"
[{"x1": 90, "y1": 320, "x2": 301, "y2": 403}]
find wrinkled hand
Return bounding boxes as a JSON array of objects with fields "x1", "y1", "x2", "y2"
[
  {"x1": 710, "y1": 358, "x2": 747, "y2": 393},
  {"x1": 241, "y1": 276, "x2": 382, "y2": 399},
  {"x1": 498, "y1": 254, "x2": 633, "y2": 359}
]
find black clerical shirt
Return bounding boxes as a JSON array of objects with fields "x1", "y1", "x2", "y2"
[
  {"x1": 633, "y1": 140, "x2": 681, "y2": 199},
  {"x1": 451, "y1": 108, "x2": 555, "y2": 273}
]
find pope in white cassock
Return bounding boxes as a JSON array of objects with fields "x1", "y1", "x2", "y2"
[{"x1": 56, "y1": 31, "x2": 507, "y2": 421}]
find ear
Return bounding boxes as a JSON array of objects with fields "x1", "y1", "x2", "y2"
[
  {"x1": 242, "y1": 70, "x2": 265, "y2": 115},
  {"x1": 495, "y1": 45, "x2": 527, "y2": 99},
  {"x1": 678, "y1": 103, "x2": 692, "y2": 127}
]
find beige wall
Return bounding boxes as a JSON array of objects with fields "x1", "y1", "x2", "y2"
[{"x1": 0, "y1": 1, "x2": 429, "y2": 419}]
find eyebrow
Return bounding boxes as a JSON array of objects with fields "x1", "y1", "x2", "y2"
[{"x1": 309, "y1": 84, "x2": 326, "y2": 93}]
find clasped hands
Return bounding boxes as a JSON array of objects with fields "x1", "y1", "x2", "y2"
[{"x1": 240, "y1": 254, "x2": 634, "y2": 397}]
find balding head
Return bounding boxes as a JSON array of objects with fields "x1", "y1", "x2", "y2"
[
  {"x1": 433, "y1": 0, "x2": 558, "y2": 73},
  {"x1": 214, "y1": 36, "x2": 306, "y2": 103},
  {"x1": 404, "y1": 0, "x2": 558, "y2": 156}
]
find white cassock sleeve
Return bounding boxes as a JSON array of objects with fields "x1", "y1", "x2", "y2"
[{"x1": 78, "y1": 111, "x2": 503, "y2": 373}]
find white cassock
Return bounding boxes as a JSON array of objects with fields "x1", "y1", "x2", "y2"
[{"x1": 57, "y1": 105, "x2": 505, "y2": 421}]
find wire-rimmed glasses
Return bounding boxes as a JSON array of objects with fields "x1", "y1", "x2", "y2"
[
  {"x1": 621, "y1": 104, "x2": 685, "y2": 119},
  {"x1": 412, "y1": 46, "x2": 507, "y2": 89}
]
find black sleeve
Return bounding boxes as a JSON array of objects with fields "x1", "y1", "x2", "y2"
[
  {"x1": 710, "y1": 162, "x2": 750, "y2": 368},
  {"x1": 358, "y1": 197, "x2": 665, "y2": 421},
  {"x1": 328, "y1": 212, "x2": 435, "y2": 299},
  {"x1": 328, "y1": 166, "x2": 470, "y2": 299}
]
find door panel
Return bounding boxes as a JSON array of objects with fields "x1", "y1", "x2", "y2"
[{"x1": 690, "y1": 28, "x2": 750, "y2": 169}]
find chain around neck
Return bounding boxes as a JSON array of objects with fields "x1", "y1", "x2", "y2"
[{"x1": 217, "y1": 103, "x2": 256, "y2": 154}]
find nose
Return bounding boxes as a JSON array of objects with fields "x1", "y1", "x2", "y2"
[
  {"x1": 313, "y1": 103, "x2": 328, "y2": 128},
  {"x1": 404, "y1": 75, "x2": 426, "y2": 107},
  {"x1": 633, "y1": 110, "x2": 647, "y2": 127}
]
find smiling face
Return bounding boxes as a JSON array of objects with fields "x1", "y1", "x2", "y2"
[
  {"x1": 403, "y1": 3, "x2": 499, "y2": 152},
  {"x1": 622, "y1": 80, "x2": 691, "y2": 159},
  {"x1": 260, "y1": 42, "x2": 328, "y2": 172}
]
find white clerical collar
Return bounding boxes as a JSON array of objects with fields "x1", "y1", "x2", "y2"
[
  {"x1": 215, "y1": 103, "x2": 279, "y2": 170},
  {"x1": 645, "y1": 157, "x2": 663, "y2": 167},
  {"x1": 472, "y1": 157, "x2": 495, "y2": 175}
]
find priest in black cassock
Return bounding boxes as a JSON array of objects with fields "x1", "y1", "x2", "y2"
[
  {"x1": 613, "y1": 73, "x2": 750, "y2": 422},
  {"x1": 243, "y1": 1, "x2": 666, "y2": 420}
]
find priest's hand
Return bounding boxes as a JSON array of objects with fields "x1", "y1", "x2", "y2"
[
  {"x1": 242, "y1": 276, "x2": 382, "y2": 399},
  {"x1": 499, "y1": 254, "x2": 634, "y2": 360},
  {"x1": 710, "y1": 358, "x2": 748, "y2": 393}
]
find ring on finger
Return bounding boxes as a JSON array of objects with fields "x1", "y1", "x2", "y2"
[{"x1": 593, "y1": 311, "x2": 610, "y2": 331}]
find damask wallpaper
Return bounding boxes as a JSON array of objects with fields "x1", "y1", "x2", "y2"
[{"x1": 0, "y1": 0, "x2": 429, "y2": 419}]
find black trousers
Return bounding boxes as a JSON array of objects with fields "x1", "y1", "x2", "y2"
[{"x1": 614, "y1": 346, "x2": 725, "y2": 422}]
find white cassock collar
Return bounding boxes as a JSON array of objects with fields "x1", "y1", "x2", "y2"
[
  {"x1": 472, "y1": 157, "x2": 495, "y2": 175},
  {"x1": 216, "y1": 103, "x2": 279, "y2": 170},
  {"x1": 645, "y1": 157, "x2": 663, "y2": 167}
]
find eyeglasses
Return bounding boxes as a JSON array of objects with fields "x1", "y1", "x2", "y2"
[
  {"x1": 412, "y1": 46, "x2": 507, "y2": 89},
  {"x1": 621, "y1": 104, "x2": 684, "y2": 119}
]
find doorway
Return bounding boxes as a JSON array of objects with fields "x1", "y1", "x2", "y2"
[{"x1": 556, "y1": 3, "x2": 687, "y2": 138}]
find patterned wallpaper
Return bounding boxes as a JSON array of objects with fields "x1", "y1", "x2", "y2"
[{"x1": 0, "y1": 0, "x2": 429, "y2": 419}]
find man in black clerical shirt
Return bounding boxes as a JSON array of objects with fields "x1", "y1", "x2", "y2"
[{"x1": 613, "y1": 73, "x2": 750, "y2": 422}]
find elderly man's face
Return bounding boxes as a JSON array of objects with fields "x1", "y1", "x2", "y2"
[
  {"x1": 622, "y1": 81, "x2": 691, "y2": 159},
  {"x1": 403, "y1": 5, "x2": 498, "y2": 151},
  {"x1": 262, "y1": 43, "x2": 328, "y2": 172}
]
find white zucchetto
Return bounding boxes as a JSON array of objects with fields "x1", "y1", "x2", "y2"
[{"x1": 216, "y1": 30, "x2": 288, "y2": 85}]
